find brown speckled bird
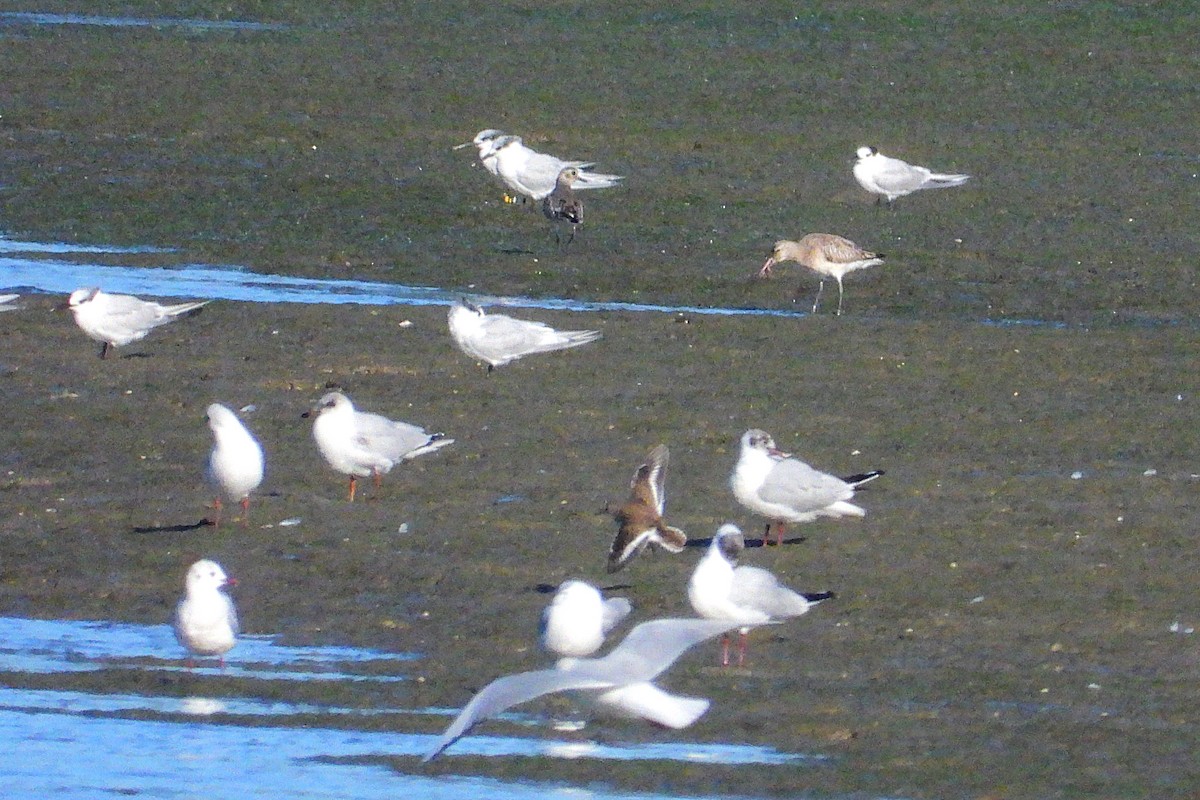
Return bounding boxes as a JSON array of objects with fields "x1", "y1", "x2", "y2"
[{"x1": 608, "y1": 444, "x2": 687, "y2": 573}]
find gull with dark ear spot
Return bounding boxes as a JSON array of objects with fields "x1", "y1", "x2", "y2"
[
  {"x1": 64, "y1": 287, "x2": 209, "y2": 359},
  {"x1": 688, "y1": 524, "x2": 833, "y2": 667},
  {"x1": 304, "y1": 391, "x2": 453, "y2": 502},
  {"x1": 174, "y1": 559, "x2": 239, "y2": 668},
  {"x1": 422, "y1": 617, "x2": 740, "y2": 762},
  {"x1": 853, "y1": 145, "x2": 970, "y2": 204},
  {"x1": 608, "y1": 444, "x2": 687, "y2": 573},
  {"x1": 542, "y1": 166, "x2": 584, "y2": 249},
  {"x1": 447, "y1": 299, "x2": 601, "y2": 371},
  {"x1": 731, "y1": 429, "x2": 884, "y2": 546},
  {"x1": 759, "y1": 234, "x2": 884, "y2": 316},
  {"x1": 539, "y1": 580, "x2": 632, "y2": 658}
]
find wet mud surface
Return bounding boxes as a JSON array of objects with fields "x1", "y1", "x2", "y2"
[{"x1": 1, "y1": 3, "x2": 1199, "y2": 799}]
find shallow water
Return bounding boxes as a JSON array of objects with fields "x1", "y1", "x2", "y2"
[{"x1": 0, "y1": 616, "x2": 825, "y2": 799}]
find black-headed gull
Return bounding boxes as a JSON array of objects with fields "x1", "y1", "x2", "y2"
[
  {"x1": 539, "y1": 580, "x2": 632, "y2": 658},
  {"x1": 541, "y1": 166, "x2": 584, "y2": 248},
  {"x1": 205, "y1": 403, "x2": 265, "y2": 527},
  {"x1": 759, "y1": 234, "x2": 885, "y2": 316},
  {"x1": 853, "y1": 146, "x2": 970, "y2": 204},
  {"x1": 64, "y1": 287, "x2": 209, "y2": 358},
  {"x1": 422, "y1": 617, "x2": 740, "y2": 762},
  {"x1": 608, "y1": 444, "x2": 687, "y2": 574},
  {"x1": 469, "y1": 131, "x2": 622, "y2": 202},
  {"x1": 688, "y1": 524, "x2": 832, "y2": 666},
  {"x1": 305, "y1": 391, "x2": 453, "y2": 502},
  {"x1": 447, "y1": 300, "x2": 601, "y2": 371},
  {"x1": 730, "y1": 429, "x2": 883, "y2": 546},
  {"x1": 174, "y1": 559, "x2": 239, "y2": 667}
]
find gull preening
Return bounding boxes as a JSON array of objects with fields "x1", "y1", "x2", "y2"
[
  {"x1": 542, "y1": 166, "x2": 584, "y2": 248},
  {"x1": 539, "y1": 580, "x2": 632, "y2": 658},
  {"x1": 688, "y1": 524, "x2": 832, "y2": 666},
  {"x1": 731, "y1": 429, "x2": 883, "y2": 546},
  {"x1": 760, "y1": 234, "x2": 885, "y2": 316},
  {"x1": 306, "y1": 391, "x2": 454, "y2": 502},
  {"x1": 64, "y1": 287, "x2": 209, "y2": 359},
  {"x1": 853, "y1": 146, "x2": 970, "y2": 204},
  {"x1": 422, "y1": 617, "x2": 740, "y2": 762},
  {"x1": 457, "y1": 129, "x2": 623, "y2": 202},
  {"x1": 608, "y1": 444, "x2": 687, "y2": 573},
  {"x1": 173, "y1": 559, "x2": 239, "y2": 667},
  {"x1": 205, "y1": 403, "x2": 265, "y2": 527},
  {"x1": 447, "y1": 300, "x2": 601, "y2": 371}
]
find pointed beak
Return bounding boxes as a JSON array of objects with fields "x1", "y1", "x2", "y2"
[
  {"x1": 452, "y1": 141, "x2": 473, "y2": 150},
  {"x1": 223, "y1": 577, "x2": 238, "y2": 588},
  {"x1": 768, "y1": 446, "x2": 792, "y2": 459}
]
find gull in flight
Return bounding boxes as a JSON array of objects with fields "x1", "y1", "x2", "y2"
[
  {"x1": 760, "y1": 234, "x2": 885, "y2": 315},
  {"x1": 174, "y1": 559, "x2": 239, "y2": 668},
  {"x1": 447, "y1": 300, "x2": 601, "y2": 371},
  {"x1": 853, "y1": 146, "x2": 970, "y2": 204},
  {"x1": 305, "y1": 391, "x2": 453, "y2": 502},
  {"x1": 205, "y1": 403, "x2": 265, "y2": 527},
  {"x1": 688, "y1": 524, "x2": 833, "y2": 666},
  {"x1": 64, "y1": 287, "x2": 209, "y2": 358},
  {"x1": 607, "y1": 444, "x2": 687, "y2": 573},
  {"x1": 542, "y1": 166, "x2": 584, "y2": 249},
  {"x1": 731, "y1": 429, "x2": 883, "y2": 546},
  {"x1": 456, "y1": 129, "x2": 623, "y2": 202},
  {"x1": 539, "y1": 580, "x2": 632, "y2": 658},
  {"x1": 422, "y1": 617, "x2": 740, "y2": 762}
]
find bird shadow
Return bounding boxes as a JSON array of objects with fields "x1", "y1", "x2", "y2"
[
  {"x1": 131, "y1": 519, "x2": 214, "y2": 534},
  {"x1": 684, "y1": 535, "x2": 806, "y2": 549}
]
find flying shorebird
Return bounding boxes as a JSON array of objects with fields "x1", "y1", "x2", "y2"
[
  {"x1": 607, "y1": 444, "x2": 687, "y2": 573},
  {"x1": 853, "y1": 146, "x2": 970, "y2": 204},
  {"x1": 64, "y1": 287, "x2": 209, "y2": 358},
  {"x1": 759, "y1": 234, "x2": 885, "y2": 315}
]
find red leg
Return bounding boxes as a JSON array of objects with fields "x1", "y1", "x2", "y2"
[
  {"x1": 737, "y1": 630, "x2": 749, "y2": 666},
  {"x1": 720, "y1": 633, "x2": 731, "y2": 667},
  {"x1": 212, "y1": 498, "x2": 223, "y2": 528},
  {"x1": 348, "y1": 475, "x2": 357, "y2": 502},
  {"x1": 240, "y1": 496, "x2": 251, "y2": 526}
]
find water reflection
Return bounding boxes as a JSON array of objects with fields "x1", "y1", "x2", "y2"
[{"x1": 0, "y1": 11, "x2": 288, "y2": 32}]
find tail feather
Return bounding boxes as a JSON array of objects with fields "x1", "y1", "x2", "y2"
[
  {"x1": 841, "y1": 469, "x2": 884, "y2": 488},
  {"x1": 165, "y1": 300, "x2": 210, "y2": 318},
  {"x1": 927, "y1": 173, "x2": 970, "y2": 187}
]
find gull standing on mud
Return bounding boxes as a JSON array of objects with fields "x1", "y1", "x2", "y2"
[
  {"x1": 540, "y1": 580, "x2": 632, "y2": 658},
  {"x1": 305, "y1": 391, "x2": 453, "y2": 502},
  {"x1": 853, "y1": 146, "x2": 970, "y2": 204},
  {"x1": 688, "y1": 524, "x2": 832, "y2": 667},
  {"x1": 457, "y1": 129, "x2": 623, "y2": 202},
  {"x1": 608, "y1": 444, "x2": 687, "y2": 573},
  {"x1": 731, "y1": 429, "x2": 883, "y2": 546},
  {"x1": 0, "y1": 293, "x2": 21, "y2": 311},
  {"x1": 205, "y1": 403, "x2": 265, "y2": 527},
  {"x1": 64, "y1": 287, "x2": 209, "y2": 359},
  {"x1": 542, "y1": 166, "x2": 584, "y2": 248},
  {"x1": 174, "y1": 559, "x2": 239, "y2": 668},
  {"x1": 422, "y1": 617, "x2": 740, "y2": 762},
  {"x1": 447, "y1": 300, "x2": 601, "y2": 371},
  {"x1": 760, "y1": 234, "x2": 885, "y2": 315}
]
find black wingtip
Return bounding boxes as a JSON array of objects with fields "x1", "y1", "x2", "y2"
[
  {"x1": 804, "y1": 591, "x2": 836, "y2": 603},
  {"x1": 842, "y1": 470, "x2": 884, "y2": 488}
]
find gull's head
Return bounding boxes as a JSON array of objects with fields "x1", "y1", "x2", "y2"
[
  {"x1": 856, "y1": 145, "x2": 878, "y2": 160},
  {"x1": 453, "y1": 298, "x2": 485, "y2": 317},
  {"x1": 741, "y1": 428, "x2": 778, "y2": 455},
  {"x1": 304, "y1": 391, "x2": 351, "y2": 420},
  {"x1": 67, "y1": 287, "x2": 100, "y2": 308},
  {"x1": 553, "y1": 580, "x2": 601, "y2": 611},
  {"x1": 713, "y1": 523, "x2": 746, "y2": 563},
  {"x1": 454, "y1": 129, "x2": 505, "y2": 151},
  {"x1": 556, "y1": 166, "x2": 581, "y2": 188},
  {"x1": 205, "y1": 403, "x2": 238, "y2": 432},
  {"x1": 185, "y1": 559, "x2": 234, "y2": 594}
]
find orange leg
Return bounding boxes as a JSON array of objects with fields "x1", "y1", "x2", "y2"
[
  {"x1": 211, "y1": 498, "x2": 223, "y2": 528},
  {"x1": 348, "y1": 475, "x2": 358, "y2": 502},
  {"x1": 239, "y1": 496, "x2": 251, "y2": 526},
  {"x1": 720, "y1": 633, "x2": 731, "y2": 667}
]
